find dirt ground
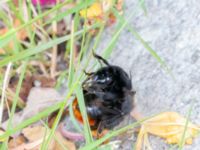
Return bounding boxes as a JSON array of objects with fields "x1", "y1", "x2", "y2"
[{"x1": 96, "y1": 0, "x2": 200, "y2": 149}]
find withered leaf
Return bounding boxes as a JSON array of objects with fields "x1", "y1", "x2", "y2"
[
  {"x1": 9, "y1": 125, "x2": 76, "y2": 150},
  {"x1": 136, "y1": 112, "x2": 200, "y2": 150}
]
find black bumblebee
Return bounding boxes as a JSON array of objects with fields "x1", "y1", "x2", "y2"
[{"x1": 73, "y1": 53, "x2": 135, "y2": 135}]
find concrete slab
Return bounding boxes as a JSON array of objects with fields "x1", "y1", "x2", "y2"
[{"x1": 96, "y1": 0, "x2": 200, "y2": 149}]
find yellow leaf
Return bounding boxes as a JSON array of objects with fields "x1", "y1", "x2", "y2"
[
  {"x1": 79, "y1": 0, "x2": 123, "y2": 33},
  {"x1": 80, "y1": 2, "x2": 103, "y2": 19},
  {"x1": 136, "y1": 112, "x2": 200, "y2": 150}
]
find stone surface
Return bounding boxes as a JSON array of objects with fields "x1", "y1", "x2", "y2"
[{"x1": 96, "y1": 0, "x2": 200, "y2": 149}]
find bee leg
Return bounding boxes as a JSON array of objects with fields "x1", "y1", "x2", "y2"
[
  {"x1": 83, "y1": 70, "x2": 94, "y2": 76},
  {"x1": 96, "y1": 122, "x2": 109, "y2": 140},
  {"x1": 82, "y1": 69, "x2": 99, "y2": 86},
  {"x1": 92, "y1": 51, "x2": 110, "y2": 66},
  {"x1": 97, "y1": 121, "x2": 104, "y2": 138},
  {"x1": 101, "y1": 114, "x2": 124, "y2": 131}
]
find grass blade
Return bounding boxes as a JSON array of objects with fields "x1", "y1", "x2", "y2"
[
  {"x1": 67, "y1": 20, "x2": 75, "y2": 89},
  {"x1": 75, "y1": 83, "x2": 93, "y2": 144},
  {"x1": 0, "y1": 101, "x2": 63, "y2": 140},
  {"x1": 178, "y1": 103, "x2": 194, "y2": 150},
  {"x1": 0, "y1": 23, "x2": 100, "y2": 68},
  {"x1": 112, "y1": 8, "x2": 174, "y2": 78}
]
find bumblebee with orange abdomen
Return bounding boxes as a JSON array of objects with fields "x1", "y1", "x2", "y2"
[{"x1": 73, "y1": 53, "x2": 135, "y2": 136}]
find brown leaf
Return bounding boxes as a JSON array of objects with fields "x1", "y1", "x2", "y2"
[
  {"x1": 9, "y1": 75, "x2": 34, "y2": 102},
  {"x1": 0, "y1": 17, "x2": 34, "y2": 53},
  {"x1": 33, "y1": 75, "x2": 56, "y2": 88},
  {"x1": 22, "y1": 126, "x2": 47, "y2": 142},
  {"x1": 22, "y1": 126, "x2": 56, "y2": 150},
  {"x1": 9, "y1": 138, "x2": 46, "y2": 150},
  {"x1": 0, "y1": 49, "x2": 5, "y2": 55},
  {"x1": 8, "y1": 75, "x2": 56, "y2": 104},
  {"x1": 20, "y1": 87, "x2": 63, "y2": 124},
  {"x1": 116, "y1": 0, "x2": 124, "y2": 12},
  {"x1": 2, "y1": 87, "x2": 64, "y2": 131},
  {"x1": 54, "y1": 131, "x2": 76, "y2": 150},
  {"x1": 8, "y1": 135, "x2": 26, "y2": 149},
  {"x1": 9, "y1": 126, "x2": 76, "y2": 150}
]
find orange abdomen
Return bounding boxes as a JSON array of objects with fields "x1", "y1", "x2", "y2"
[{"x1": 72, "y1": 98, "x2": 96, "y2": 127}]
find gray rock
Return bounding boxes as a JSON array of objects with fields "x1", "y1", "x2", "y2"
[{"x1": 96, "y1": 0, "x2": 200, "y2": 149}]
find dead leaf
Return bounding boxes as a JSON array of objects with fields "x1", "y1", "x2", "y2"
[
  {"x1": 33, "y1": 75, "x2": 56, "y2": 87},
  {"x1": 2, "y1": 75, "x2": 56, "y2": 123},
  {"x1": 9, "y1": 75, "x2": 34, "y2": 102},
  {"x1": 22, "y1": 87, "x2": 63, "y2": 120},
  {"x1": 22, "y1": 126, "x2": 47, "y2": 142},
  {"x1": 79, "y1": 0, "x2": 123, "y2": 29},
  {"x1": 8, "y1": 135, "x2": 27, "y2": 149},
  {"x1": 2, "y1": 87, "x2": 64, "y2": 132},
  {"x1": 54, "y1": 131, "x2": 76, "y2": 150},
  {"x1": 0, "y1": 49, "x2": 6, "y2": 55},
  {"x1": 136, "y1": 112, "x2": 200, "y2": 150},
  {"x1": 14, "y1": 19, "x2": 28, "y2": 40},
  {"x1": 80, "y1": 2, "x2": 103, "y2": 19},
  {"x1": 22, "y1": 126, "x2": 56, "y2": 150},
  {"x1": 9, "y1": 138, "x2": 46, "y2": 150},
  {"x1": 8, "y1": 75, "x2": 56, "y2": 104},
  {"x1": 0, "y1": 18, "x2": 31, "y2": 53},
  {"x1": 6, "y1": 88, "x2": 26, "y2": 108},
  {"x1": 116, "y1": 0, "x2": 124, "y2": 13},
  {"x1": 9, "y1": 125, "x2": 76, "y2": 150}
]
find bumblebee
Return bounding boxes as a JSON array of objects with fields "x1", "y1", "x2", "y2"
[{"x1": 73, "y1": 53, "x2": 135, "y2": 136}]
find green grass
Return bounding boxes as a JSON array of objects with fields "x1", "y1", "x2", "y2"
[
  {"x1": 0, "y1": 0, "x2": 176, "y2": 150},
  {"x1": 178, "y1": 103, "x2": 194, "y2": 150},
  {"x1": 5, "y1": 60, "x2": 28, "y2": 145}
]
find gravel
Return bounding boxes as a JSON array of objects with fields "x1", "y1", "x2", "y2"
[{"x1": 96, "y1": 0, "x2": 200, "y2": 149}]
